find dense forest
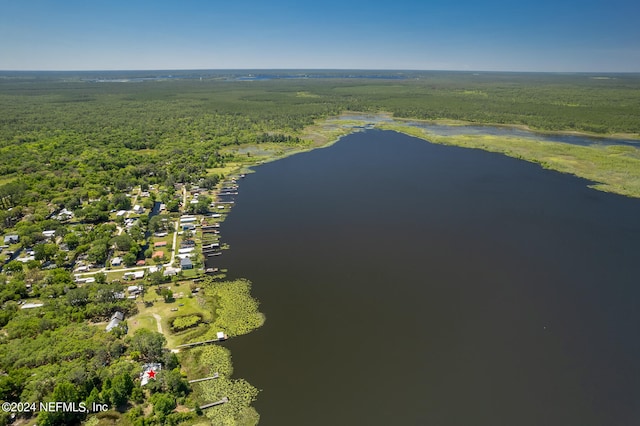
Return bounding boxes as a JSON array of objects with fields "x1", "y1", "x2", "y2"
[
  {"x1": 0, "y1": 71, "x2": 639, "y2": 425},
  {"x1": 1, "y1": 72, "x2": 639, "y2": 207}
]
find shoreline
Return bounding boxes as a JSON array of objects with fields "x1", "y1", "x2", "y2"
[
  {"x1": 389, "y1": 115, "x2": 640, "y2": 141},
  {"x1": 220, "y1": 112, "x2": 640, "y2": 201},
  {"x1": 376, "y1": 122, "x2": 640, "y2": 199},
  {"x1": 197, "y1": 112, "x2": 640, "y2": 423}
]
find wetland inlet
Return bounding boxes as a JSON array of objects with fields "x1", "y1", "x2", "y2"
[{"x1": 219, "y1": 130, "x2": 640, "y2": 426}]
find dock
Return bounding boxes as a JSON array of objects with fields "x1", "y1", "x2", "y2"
[
  {"x1": 194, "y1": 397, "x2": 229, "y2": 411},
  {"x1": 188, "y1": 373, "x2": 219, "y2": 383},
  {"x1": 175, "y1": 334, "x2": 228, "y2": 349}
]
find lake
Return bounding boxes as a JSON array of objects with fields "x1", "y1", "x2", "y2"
[{"x1": 218, "y1": 130, "x2": 640, "y2": 425}]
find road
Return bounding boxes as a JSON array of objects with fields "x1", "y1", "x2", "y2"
[{"x1": 152, "y1": 313, "x2": 163, "y2": 334}]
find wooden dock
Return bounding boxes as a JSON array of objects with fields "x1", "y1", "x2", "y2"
[
  {"x1": 188, "y1": 373, "x2": 219, "y2": 383},
  {"x1": 194, "y1": 397, "x2": 229, "y2": 411},
  {"x1": 201, "y1": 224, "x2": 220, "y2": 229},
  {"x1": 175, "y1": 336, "x2": 227, "y2": 349}
]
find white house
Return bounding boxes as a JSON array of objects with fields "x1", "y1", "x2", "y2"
[
  {"x1": 3, "y1": 235, "x2": 19, "y2": 244},
  {"x1": 123, "y1": 270, "x2": 145, "y2": 280},
  {"x1": 42, "y1": 230, "x2": 56, "y2": 239},
  {"x1": 106, "y1": 312, "x2": 124, "y2": 332}
]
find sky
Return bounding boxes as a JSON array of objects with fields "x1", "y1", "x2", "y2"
[{"x1": 0, "y1": 0, "x2": 639, "y2": 72}]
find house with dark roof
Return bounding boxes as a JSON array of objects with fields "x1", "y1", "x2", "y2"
[{"x1": 180, "y1": 257, "x2": 193, "y2": 270}]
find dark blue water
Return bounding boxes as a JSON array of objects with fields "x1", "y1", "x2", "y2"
[
  {"x1": 220, "y1": 130, "x2": 640, "y2": 426},
  {"x1": 406, "y1": 122, "x2": 640, "y2": 147}
]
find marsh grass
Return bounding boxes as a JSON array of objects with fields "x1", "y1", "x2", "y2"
[{"x1": 379, "y1": 123, "x2": 640, "y2": 198}]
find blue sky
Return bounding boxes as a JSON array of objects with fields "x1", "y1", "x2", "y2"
[{"x1": 0, "y1": 0, "x2": 638, "y2": 71}]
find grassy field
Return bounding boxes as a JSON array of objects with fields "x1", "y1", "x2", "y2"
[{"x1": 128, "y1": 281, "x2": 212, "y2": 348}]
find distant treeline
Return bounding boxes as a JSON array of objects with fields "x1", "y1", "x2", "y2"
[{"x1": 0, "y1": 73, "x2": 638, "y2": 220}]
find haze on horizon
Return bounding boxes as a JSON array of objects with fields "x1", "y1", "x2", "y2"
[{"x1": 0, "y1": 0, "x2": 638, "y2": 73}]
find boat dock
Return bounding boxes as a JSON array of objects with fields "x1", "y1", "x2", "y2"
[
  {"x1": 188, "y1": 373, "x2": 219, "y2": 383},
  {"x1": 194, "y1": 397, "x2": 229, "y2": 411},
  {"x1": 175, "y1": 334, "x2": 228, "y2": 349}
]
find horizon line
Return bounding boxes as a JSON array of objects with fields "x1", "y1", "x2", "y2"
[{"x1": 1, "y1": 68, "x2": 639, "y2": 75}]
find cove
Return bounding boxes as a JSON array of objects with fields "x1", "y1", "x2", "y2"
[{"x1": 219, "y1": 130, "x2": 640, "y2": 425}]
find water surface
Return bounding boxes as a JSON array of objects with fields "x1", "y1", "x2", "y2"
[{"x1": 219, "y1": 130, "x2": 640, "y2": 425}]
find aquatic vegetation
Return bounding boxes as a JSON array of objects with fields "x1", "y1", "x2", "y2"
[{"x1": 379, "y1": 123, "x2": 640, "y2": 198}]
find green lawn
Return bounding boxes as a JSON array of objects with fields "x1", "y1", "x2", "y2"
[{"x1": 128, "y1": 281, "x2": 212, "y2": 348}]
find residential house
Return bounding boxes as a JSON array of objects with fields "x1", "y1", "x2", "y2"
[
  {"x1": 180, "y1": 257, "x2": 193, "y2": 270},
  {"x1": 106, "y1": 311, "x2": 125, "y2": 332},
  {"x1": 42, "y1": 230, "x2": 56, "y2": 239},
  {"x1": 4, "y1": 235, "x2": 19, "y2": 244}
]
